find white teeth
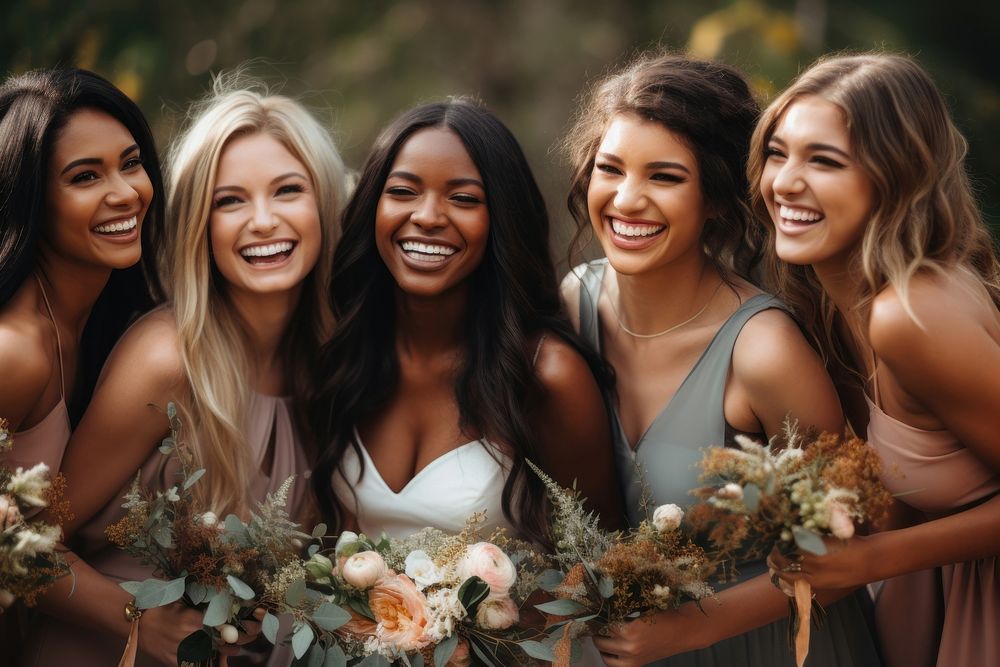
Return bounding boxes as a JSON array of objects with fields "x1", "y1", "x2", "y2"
[
  {"x1": 93, "y1": 216, "x2": 137, "y2": 234},
  {"x1": 240, "y1": 241, "x2": 294, "y2": 258},
  {"x1": 611, "y1": 219, "x2": 664, "y2": 237},
  {"x1": 779, "y1": 205, "x2": 823, "y2": 222},
  {"x1": 400, "y1": 241, "x2": 457, "y2": 256}
]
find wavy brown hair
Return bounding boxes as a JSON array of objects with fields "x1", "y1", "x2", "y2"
[{"x1": 748, "y1": 53, "x2": 1000, "y2": 371}]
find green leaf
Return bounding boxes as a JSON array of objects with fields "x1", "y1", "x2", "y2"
[
  {"x1": 468, "y1": 636, "x2": 499, "y2": 666},
  {"x1": 134, "y1": 578, "x2": 172, "y2": 609},
  {"x1": 519, "y1": 639, "x2": 557, "y2": 660},
  {"x1": 598, "y1": 575, "x2": 615, "y2": 598},
  {"x1": 306, "y1": 643, "x2": 325, "y2": 667},
  {"x1": 285, "y1": 577, "x2": 307, "y2": 606},
  {"x1": 534, "y1": 598, "x2": 587, "y2": 615},
  {"x1": 410, "y1": 652, "x2": 424, "y2": 667},
  {"x1": 167, "y1": 402, "x2": 177, "y2": 419},
  {"x1": 357, "y1": 656, "x2": 389, "y2": 667},
  {"x1": 203, "y1": 590, "x2": 232, "y2": 627},
  {"x1": 119, "y1": 581, "x2": 142, "y2": 596},
  {"x1": 227, "y1": 575, "x2": 256, "y2": 600},
  {"x1": 434, "y1": 635, "x2": 458, "y2": 667},
  {"x1": 159, "y1": 438, "x2": 175, "y2": 455},
  {"x1": 457, "y1": 576, "x2": 490, "y2": 612},
  {"x1": 187, "y1": 581, "x2": 210, "y2": 605},
  {"x1": 743, "y1": 483, "x2": 762, "y2": 512},
  {"x1": 224, "y1": 514, "x2": 250, "y2": 544},
  {"x1": 177, "y1": 628, "x2": 213, "y2": 663},
  {"x1": 537, "y1": 568, "x2": 564, "y2": 592},
  {"x1": 184, "y1": 468, "x2": 206, "y2": 490},
  {"x1": 324, "y1": 643, "x2": 347, "y2": 667},
  {"x1": 792, "y1": 526, "x2": 828, "y2": 555},
  {"x1": 162, "y1": 576, "x2": 187, "y2": 605},
  {"x1": 262, "y1": 612, "x2": 280, "y2": 644},
  {"x1": 152, "y1": 524, "x2": 173, "y2": 548},
  {"x1": 292, "y1": 624, "x2": 315, "y2": 660},
  {"x1": 307, "y1": 543, "x2": 320, "y2": 557},
  {"x1": 312, "y1": 601, "x2": 351, "y2": 631},
  {"x1": 311, "y1": 523, "x2": 327, "y2": 538},
  {"x1": 346, "y1": 596, "x2": 374, "y2": 619}
]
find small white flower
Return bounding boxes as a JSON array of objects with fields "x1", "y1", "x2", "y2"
[
  {"x1": 200, "y1": 511, "x2": 218, "y2": 526},
  {"x1": 217, "y1": 623, "x2": 239, "y2": 644},
  {"x1": 14, "y1": 523, "x2": 60, "y2": 556},
  {"x1": 404, "y1": 550, "x2": 443, "y2": 590},
  {"x1": 163, "y1": 486, "x2": 180, "y2": 502},
  {"x1": 6, "y1": 463, "x2": 50, "y2": 507},
  {"x1": 652, "y1": 504, "x2": 684, "y2": 532},
  {"x1": 717, "y1": 483, "x2": 744, "y2": 501},
  {"x1": 652, "y1": 584, "x2": 671, "y2": 599}
]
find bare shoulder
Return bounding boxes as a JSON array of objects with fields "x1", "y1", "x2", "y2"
[
  {"x1": 534, "y1": 333, "x2": 597, "y2": 397},
  {"x1": 732, "y1": 306, "x2": 815, "y2": 382},
  {"x1": 0, "y1": 315, "x2": 55, "y2": 426},
  {"x1": 559, "y1": 264, "x2": 589, "y2": 333},
  {"x1": 98, "y1": 307, "x2": 185, "y2": 392}
]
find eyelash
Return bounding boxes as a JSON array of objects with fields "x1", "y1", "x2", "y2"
[
  {"x1": 277, "y1": 183, "x2": 305, "y2": 196},
  {"x1": 595, "y1": 163, "x2": 683, "y2": 183}
]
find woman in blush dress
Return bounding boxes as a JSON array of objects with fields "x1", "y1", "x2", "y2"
[
  {"x1": 758, "y1": 53, "x2": 1000, "y2": 667},
  {"x1": 561, "y1": 53, "x2": 881, "y2": 666},
  {"x1": 309, "y1": 99, "x2": 623, "y2": 551},
  {"x1": 20, "y1": 80, "x2": 349, "y2": 666},
  {"x1": 0, "y1": 68, "x2": 164, "y2": 474}
]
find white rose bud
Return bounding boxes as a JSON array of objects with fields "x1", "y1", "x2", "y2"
[
  {"x1": 217, "y1": 623, "x2": 239, "y2": 644},
  {"x1": 652, "y1": 504, "x2": 684, "y2": 532},
  {"x1": 342, "y1": 551, "x2": 388, "y2": 589},
  {"x1": 475, "y1": 597, "x2": 519, "y2": 630},
  {"x1": 404, "y1": 550, "x2": 443, "y2": 590},
  {"x1": 200, "y1": 511, "x2": 218, "y2": 527},
  {"x1": 335, "y1": 530, "x2": 360, "y2": 556}
]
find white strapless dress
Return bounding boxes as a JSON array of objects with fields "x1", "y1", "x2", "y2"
[{"x1": 331, "y1": 429, "x2": 516, "y2": 539}]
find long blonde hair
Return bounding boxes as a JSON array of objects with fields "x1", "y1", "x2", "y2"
[
  {"x1": 748, "y1": 53, "x2": 1000, "y2": 369},
  {"x1": 163, "y1": 78, "x2": 347, "y2": 516}
]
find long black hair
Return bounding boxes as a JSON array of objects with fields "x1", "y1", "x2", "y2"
[
  {"x1": 0, "y1": 68, "x2": 164, "y2": 423},
  {"x1": 310, "y1": 100, "x2": 609, "y2": 544}
]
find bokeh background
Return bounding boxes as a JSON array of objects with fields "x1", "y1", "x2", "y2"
[{"x1": 4, "y1": 0, "x2": 998, "y2": 269}]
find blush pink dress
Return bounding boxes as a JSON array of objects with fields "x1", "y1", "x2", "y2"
[
  {"x1": 18, "y1": 393, "x2": 310, "y2": 667},
  {"x1": 866, "y1": 366, "x2": 1000, "y2": 667}
]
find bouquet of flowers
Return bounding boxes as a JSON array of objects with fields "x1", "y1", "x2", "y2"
[
  {"x1": 687, "y1": 422, "x2": 891, "y2": 667},
  {"x1": 0, "y1": 417, "x2": 72, "y2": 609},
  {"x1": 300, "y1": 513, "x2": 550, "y2": 666},
  {"x1": 107, "y1": 404, "x2": 350, "y2": 665},
  {"x1": 528, "y1": 461, "x2": 715, "y2": 667}
]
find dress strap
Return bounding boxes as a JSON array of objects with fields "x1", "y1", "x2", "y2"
[
  {"x1": 869, "y1": 349, "x2": 883, "y2": 408},
  {"x1": 34, "y1": 274, "x2": 66, "y2": 400},
  {"x1": 574, "y1": 259, "x2": 607, "y2": 350}
]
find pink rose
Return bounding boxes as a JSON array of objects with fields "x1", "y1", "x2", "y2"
[
  {"x1": 828, "y1": 502, "x2": 855, "y2": 540},
  {"x1": 342, "y1": 551, "x2": 388, "y2": 590},
  {"x1": 475, "y1": 597, "x2": 519, "y2": 630},
  {"x1": 369, "y1": 574, "x2": 431, "y2": 651},
  {"x1": 456, "y1": 542, "x2": 517, "y2": 599}
]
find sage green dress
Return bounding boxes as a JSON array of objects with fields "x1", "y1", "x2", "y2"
[{"x1": 574, "y1": 259, "x2": 881, "y2": 667}]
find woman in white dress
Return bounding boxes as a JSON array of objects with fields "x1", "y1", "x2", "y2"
[{"x1": 310, "y1": 100, "x2": 624, "y2": 546}]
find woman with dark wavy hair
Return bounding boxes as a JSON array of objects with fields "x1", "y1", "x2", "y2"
[
  {"x1": 0, "y1": 68, "x2": 163, "y2": 472},
  {"x1": 310, "y1": 99, "x2": 623, "y2": 553},
  {"x1": 561, "y1": 53, "x2": 879, "y2": 666}
]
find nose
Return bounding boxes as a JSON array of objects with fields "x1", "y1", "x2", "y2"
[
  {"x1": 410, "y1": 193, "x2": 446, "y2": 230},
  {"x1": 769, "y1": 159, "x2": 805, "y2": 197},
  {"x1": 612, "y1": 175, "x2": 646, "y2": 215},
  {"x1": 104, "y1": 172, "x2": 141, "y2": 207},
  {"x1": 248, "y1": 198, "x2": 279, "y2": 233}
]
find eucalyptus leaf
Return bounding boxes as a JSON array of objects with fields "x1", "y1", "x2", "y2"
[
  {"x1": 152, "y1": 524, "x2": 173, "y2": 549},
  {"x1": 306, "y1": 643, "x2": 325, "y2": 667},
  {"x1": 410, "y1": 652, "x2": 425, "y2": 667},
  {"x1": 203, "y1": 590, "x2": 233, "y2": 627},
  {"x1": 285, "y1": 577, "x2": 307, "y2": 606},
  {"x1": 224, "y1": 514, "x2": 249, "y2": 544},
  {"x1": 743, "y1": 483, "x2": 762, "y2": 512},
  {"x1": 291, "y1": 623, "x2": 315, "y2": 659},
  {"x1": 324, "y1": 644, "x2": 347, "y2": 667},
  {"x1": 167, "y1": 402, "x2": 177, "y2": 419},
  {"x1": 598, "y1": 575, "x2": 615, "y2": 598},
  {"x1": 537, "y1": 568, "x2": 564, "y2": 592},
  {"x1": 227, "y1": 575, "x2": 256, "y2": 600},
  {"x1": 134, "y1": 578, "x2": 170, "y2": 609},
  {"x1": 534, "y1": 598, "x2": 587, "y2": 615},
  {"x1": 184, "y1": 468, "x2": 206, "y2": 490},
  {"x1": 119, "y1": 581, "x2": 142, "y2": 596},
  {"x1": 311, "y1": 523, "x2": 327, "y2": 538},
  {"x1": 357, "y1": 655, "x2": 390, "y2": 667},
  {"x1": 177, "y1": 629, "x2": 213, "y2": 663},
  {"x1": 161, "y1": 576, "x2": 187, "y2": 606},
  {"x1": 262, "y1": 612, "x2": 279, "y2": 644},
  {"x1": 468, "y1": 637, "x2": 498, "y2": 667},
  {"x1": 187, "y1": 581, "x2": 210, "y2": 605},
  {"x1": 313, "y1": 601, "x2": 351, "y2": 631},
  {"x1": 307, "y1": 543, "x2": 320, "y2": 557},
  {"x1": 792, "y1": 525, "x2": 828, "y2": 555},
  {"x1": 434, "y1": 635, "x2": 458, "y2": 667}
]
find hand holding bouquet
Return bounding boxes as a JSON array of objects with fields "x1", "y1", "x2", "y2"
[{"x1": 687, "y1": 422, "x2": 891, "y2": 667}]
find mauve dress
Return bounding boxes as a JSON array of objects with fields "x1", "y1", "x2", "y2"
[
  {"x1": 18, "y1": 393, "x2": 310, "y2": 667},
  {"x1": 574, "y1": 260, "x2": 882, "y2": 667},
  {"x1": 866, "y1": 367, "x2": 1000, "y2": 667}
]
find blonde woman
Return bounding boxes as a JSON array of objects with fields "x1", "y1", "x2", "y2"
[
  {"x1": 22, "y1": 80, "x2": 348, "y2": 666},
  {"x1": 757, "y1": 54, "x2": 1000, "y2": 667}
]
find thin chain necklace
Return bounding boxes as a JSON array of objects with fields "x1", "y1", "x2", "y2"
[{"x1": 609, "y1": 278, "x2": 725, "y2": 339}]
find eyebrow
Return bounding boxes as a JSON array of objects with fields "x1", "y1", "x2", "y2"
[
  {"x1": 60, "y1": 144, "x2": 140, "y2": 175},
  {"x1": 768, "y1": 136, "x2": 852, "y2": 160},
  {"x1": 597, "y1": 152, "x2": 691, "y2": 174},
  {"x1": 387, "y1": 170, "x2": 485, "y2": 189},
  {"x1": 213, "y1": 171, "x2": 309, "y2": 195}
]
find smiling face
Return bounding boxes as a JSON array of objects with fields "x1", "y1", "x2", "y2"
[
  {"x1": 375, "y1": 127, "x2": 490, "y2": 298},
  {"x1": 209, "y1": 132, "x2": 321, "y2": 300},
  {"x1": 760, "y1": 95, "x2": 875, "y2": 273},
  {"x1": 587, "y1": 113, "x2": 709, "y2": 276},
  {"x1": 44, "y1": 107, "x2": 152, "y2": 270}
]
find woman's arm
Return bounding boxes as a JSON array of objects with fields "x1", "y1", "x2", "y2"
[{"x1": 533, "y1": 335, "x2": 625, "y2": 530}]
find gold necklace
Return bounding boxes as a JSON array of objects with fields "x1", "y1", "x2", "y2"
[{"x1": 610, "y1": 278, "x2": 725, "y2": 339}]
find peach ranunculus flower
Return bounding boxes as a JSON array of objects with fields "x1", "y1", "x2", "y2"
[
  {"x1": 336, "y1": 609, "x2": 378, "y2": 640},
  {"x1": 342, "y1": 550, "x2": 389, "y2": 590},
  {"x1": 369, "y1": 573, "x2": 432, "y2": 652},
  {"x1": 456, "y1": 542, "x2": 517, "y2": 600}
]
